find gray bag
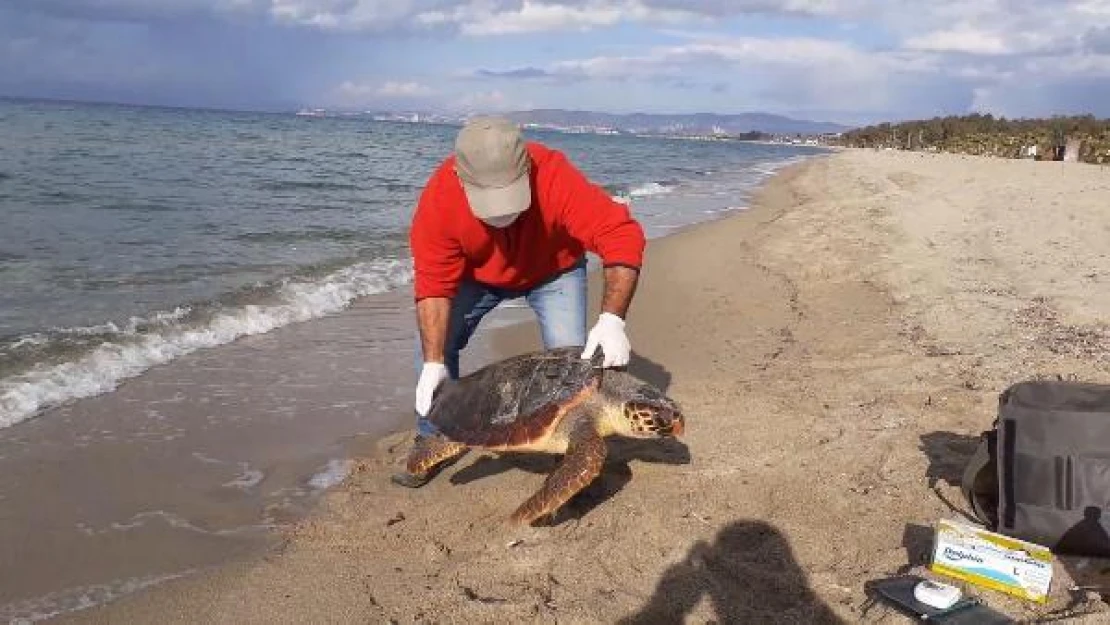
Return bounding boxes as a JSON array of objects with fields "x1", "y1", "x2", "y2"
[{"x1": 962, "y1": 380, "x2": 1110, "y2": 557}]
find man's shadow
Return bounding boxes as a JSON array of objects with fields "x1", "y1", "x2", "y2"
[
  {"x1": 1058, "y1": 506, "x2": 1110, "y2": 557},
  {"x1": 619, "y1": 520, "x2": 844, "y2": 624},
  {"x1": 449, "y1": 351, "x2": 684, "y2": 524}
]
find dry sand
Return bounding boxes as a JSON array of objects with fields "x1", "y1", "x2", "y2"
[{"x1": 57, "y1": 149, "x2": 1110, "y2": 623}]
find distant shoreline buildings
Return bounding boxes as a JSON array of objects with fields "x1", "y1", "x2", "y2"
[{"x1": 294, "y1": 108, "x2": 843, "y2": 146}]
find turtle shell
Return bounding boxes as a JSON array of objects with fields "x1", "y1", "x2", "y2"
[{"x1": 427, "y1": 346, "x2": 603, "y2": 448}]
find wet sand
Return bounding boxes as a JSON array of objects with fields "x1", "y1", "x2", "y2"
[{"x1": 47, "y1": 149, "x2": 1110, "y2": 623}]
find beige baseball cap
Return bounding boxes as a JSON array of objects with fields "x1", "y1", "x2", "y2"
[{"x1": 454, "y1": 116, "x2": 532, "y2": 220}]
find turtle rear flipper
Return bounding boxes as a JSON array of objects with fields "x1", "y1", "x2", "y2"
[{"x1": 510, "y1": 409, "x2": 606, "y2": 525}]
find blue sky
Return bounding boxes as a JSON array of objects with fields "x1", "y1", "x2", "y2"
[{"x1": 2, "y1": 1, "x2": 1109, "y2": 125}]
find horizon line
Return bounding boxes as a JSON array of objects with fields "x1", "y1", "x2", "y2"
[
  {"x1": 4, "y1": 94, "x2": 1105, "y2": 127},
  {"x1": 0, "y1": 93, "x2": 853, "y2": 124}
]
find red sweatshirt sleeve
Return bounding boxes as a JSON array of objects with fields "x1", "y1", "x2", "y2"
[
  {"x1": 409, "y1": 165, "x2": 465, "y2": 300},
  {"x1": 541, "y1": 151, "x2": 646, "y2": 270}
]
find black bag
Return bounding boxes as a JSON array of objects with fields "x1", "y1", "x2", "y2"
[
  {"x1": 962, "y1": 380, "x2": 1110, "y2": 557},
  {"x1": 865, "y1": 576, "x2": 1014, "y2": 623}
]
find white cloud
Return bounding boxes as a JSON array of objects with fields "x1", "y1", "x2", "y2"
[
  {"x1": 452, "y1": 1, "x2": 1110, "y2": 118},
  {"x1": 264, "y1": 0, "x2": 436, "y2": 32},
  {"x1": 510, "y1": 36, "x2": 912, "y2": 82},
  {"x1": 418, "y1": 0, "x2": 699, "y2": 36},
  {"x1": 467, "y1": 34, "x2": 987, "y2": 116},
  {"x1": 1022, "y1": 52, "x2": 1110, "y2": 77},
  {"x1": 452, "y1": 89, "x2": 524, "y2": 112},
  {"x1": 905, "y1": 26, "x2": 1012, "y2": 55},
  {"x1": 637, "y1": 0, "x2": 876, "y2": 20},
  {"x1": 376, "y1": 81, "x2": 436, "y2": 97},
  {"x1": 324, "y1": 79, "x2": 438, "y2": 108},
  {"x1": 1077, "y1": 0, "x2": 1110, "y2": 18},
  {"x1": 893, "y1": 1, "x2": 1108, "y2": 57},
  {"x1": 332, "y1": 80, "x2": 436, "y2": 99}
]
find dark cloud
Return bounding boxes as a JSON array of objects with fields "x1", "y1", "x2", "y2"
[
  {"x1": 973, "y1": 74, "x2": 1110, "y2": 119},
  {"x1": 1083, "y1": 27, "x2": 1110, "y2": 55},
  {"x1": 0, "y1": 5, "x2": 333, "y2": 111},
  {"x1": 3, "y1": 0, "x2": 267, "y2": 25},
  {"x1": 0, "y1": 0, "x2": 460, "y2": 31},
  {"x1": 659, "y1": 78, "x2": 731, "y2": 93},
  {"x1": 475, "y1": 67, "x2": 551, "y2": 79}
]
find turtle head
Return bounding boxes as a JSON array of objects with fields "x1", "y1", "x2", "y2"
[{"x1": 618, "y1": 384, "x2": 684, "y2": 439}]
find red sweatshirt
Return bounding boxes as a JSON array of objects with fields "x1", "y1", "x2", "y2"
[{"x1": 409, "y1": 142, "x2": 646, "y2": 300}]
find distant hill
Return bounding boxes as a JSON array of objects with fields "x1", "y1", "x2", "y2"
[{"x1": 500, "y1": 109, "x2": 848, "y2": 135}]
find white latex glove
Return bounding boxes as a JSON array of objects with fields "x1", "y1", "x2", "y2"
[
  {"x1": 415, "y1": 362, "x2": 449, "y2": 416},
  {"x1": 581, "y1": 312, "x2": 631, "y2": 367}
]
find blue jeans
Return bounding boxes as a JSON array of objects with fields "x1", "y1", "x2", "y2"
[{"x1": 415, "y1": 257, "x2": 588, "y2": 436}]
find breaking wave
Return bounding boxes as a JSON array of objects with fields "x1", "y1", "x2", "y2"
[{"x1": 0, "y1": 259, "x2": 413, "y2": 429}]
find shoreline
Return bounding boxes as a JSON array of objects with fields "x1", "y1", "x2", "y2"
[
  {"x1": 0, "y1": 145, "x2": 821, "y2": 622},
  {"x1": 53, "y1": 149, "x2": 1110, "y2": 623},
  {"x1": 0, "y1": 152, "x2": 825, "y2": 621},
  {"x1": 51, "y1": 159, "x2": 808, "y2": 623},
  {"x1": 38, "y1": 159, "x2": 822, "y2": 624}
]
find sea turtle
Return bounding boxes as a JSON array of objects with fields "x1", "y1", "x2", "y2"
[{"x1": 393, "y1": 346, "x2": 685, "y2": 525}]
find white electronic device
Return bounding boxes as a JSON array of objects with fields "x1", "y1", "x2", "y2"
[{"x1": 913, "y1": 579, "x2": 962, "y2": 610}]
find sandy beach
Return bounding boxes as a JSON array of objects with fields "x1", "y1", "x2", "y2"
[{"x1": 54, "y1": 149, "x2": 1110, "y2": 624}]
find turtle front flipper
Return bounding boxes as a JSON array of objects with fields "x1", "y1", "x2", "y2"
[
  {"x1": 510, "y1": 411, "x2": 606, "y2": 525},
  {"x1": 391, "y1": 434, "x2": 468, "y2": 488}
]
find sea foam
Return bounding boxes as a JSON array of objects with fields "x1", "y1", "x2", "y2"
[
  {"x1": 307, "y1": 458, "x2": 353, "y2": 490},
  {"x1": 0, "y1": 259, "x2": 413, "y2": 430},
  {"x1": 0, "y1": 572, "x2": 192, "y2": 624},
  {"x1": 628, "y1": 181, "x2": 675, "y2": 197}
]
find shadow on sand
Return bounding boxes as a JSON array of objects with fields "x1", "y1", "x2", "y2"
[
  {"x1": 450, "y1": 437, "x2": 690, "y2": 525},
  {"x1": 625, "y1": 351, "x2": 674, "y2": 393},
  {"x1": 918, "y1": 430, "x2": 989, "y2": 524},
  {"x1": 918, "y1": 431, "x2": 983, "y2": 491},
  {"x1": 619, "y1": 520, "x2": 844, "y2": 624}
]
